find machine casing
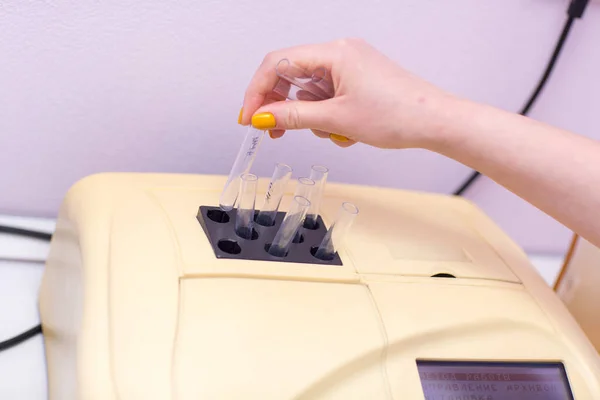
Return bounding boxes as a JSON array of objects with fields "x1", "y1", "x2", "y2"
[
  {"x1": 556, "y1": 236, "x2": 600, "y2": 352},
  {"x1": 39, "y1": 173, "x2": 600, "y2": 399}
]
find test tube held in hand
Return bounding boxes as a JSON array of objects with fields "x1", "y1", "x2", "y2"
[
  {"x1": 219, "y1": 127, "x2": 266, "y2": 211},
  {"x1": 305, "y1": 165, "x2": 329, "y2": 229},
  {"x1": 273, "y1": 58, "x2": 334, "y2": 102},
  {"x1": 268, "y1": 195, "x2": 311, "y2": 257},
  {"x1": 234, "y1": 173, "x2": 258, "y2": 240},
  {"x1": 256, "y1": 163, "x2": 293, "y2": 227},
  {"x1": 313, "y1": 202, "x2": 359, "y2": 261}
]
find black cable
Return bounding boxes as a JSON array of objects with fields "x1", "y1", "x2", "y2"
[
  {"x1": 520, "y1": 16, "x2": 575, "y2": 116},
  {"x1": 0, "y1": 325, "x2": 43, "y2": 352},
  {"x1": 0, "y1": 224, "x2": 52, "y2": 352},
  {"x1": 0, "y1": 225, "x2": 52, "y2": 241},
  {"x1": 453, "y1": 0, "x2": 589, "y2": 196}
]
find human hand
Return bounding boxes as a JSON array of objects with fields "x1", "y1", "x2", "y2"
[{"x1": 239, "y1": 38, "x2": 455, "y2": 149}]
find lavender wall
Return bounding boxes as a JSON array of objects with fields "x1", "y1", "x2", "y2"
[{"x1": 1, "y1": 0, "x2": 599, "y2": 254}]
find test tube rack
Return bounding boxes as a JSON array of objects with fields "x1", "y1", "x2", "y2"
[{"x1": 196, "y1": 205, "x2": 343, "y2": 266}]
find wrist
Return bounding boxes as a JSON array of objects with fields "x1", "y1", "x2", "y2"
[
  {"x1": 412, "y1": 92, "x2": 472, "y2": 153},
  {"x1": 424, "y1": 95, "x2": 527, "y2": 167}
]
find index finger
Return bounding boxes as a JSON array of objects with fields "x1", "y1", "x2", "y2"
[{"x1": 240, "y1": 42, "x2": 337, "y2": 125}]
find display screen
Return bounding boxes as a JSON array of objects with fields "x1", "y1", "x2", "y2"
[{"x1": 417, "y1": 360, "x2": 574, "y2": 400}]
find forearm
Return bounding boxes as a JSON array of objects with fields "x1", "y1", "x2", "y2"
[{"x1": 431, "y1": 98, "x2": 600, "y2": 247}]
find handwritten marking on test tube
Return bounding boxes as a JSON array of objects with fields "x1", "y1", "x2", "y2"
[
  {"x1": 256, "y1": 163, "x2": 293, "y2": 227},
  {"x1": 219, "y1": 127, "x2": 266, "y2": 211},
  {"x1": 246, "y1": 137, "x2": 260, "y2": 157}
]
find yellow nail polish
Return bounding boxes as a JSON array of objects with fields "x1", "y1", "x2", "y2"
[
  {"x1": 330, "y1": 133, "x2": 349, "y2": 142},
  {"x1": 252, "y1": 113, "x2": 276, "y2": 130},
  {"x1": 238, "y1": 108, "x2": 243, "y2": 125}
]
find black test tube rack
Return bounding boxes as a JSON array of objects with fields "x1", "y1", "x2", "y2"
[{"x1": 196, "y1": 205, "x2": 343, "y2": 266}]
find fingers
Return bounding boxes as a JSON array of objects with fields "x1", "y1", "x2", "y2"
[
  {"x1": 313, "y1": 129, "x2": 357, "y2": 147},
  {"x1": 270, "y1": 127, "x2": 356, "y2": 148},
  {"x1": 248, "y1": 97, "x2": 357, "y2": 148},
  {"x1": 251, "y1": 98, "x2": 341, "y2": 133},
  {"x1": 239, "y1": 39, "x2": 360, "y2": 148},
  {"x1": 329, "y1": 135, "x2": 357, "y2": 147},
  {"x1": 240, "y1": 42, "x2": 338, "y2": 125},
  {"x1": 268, "y1": 129, "x2": 285, "y2": 139},
  {"x1": 311, "y1": 129, "x2": 330, "y2": 139},
  {"x1": 239, "y1": 90, "x2": 286, "y2": 130}
]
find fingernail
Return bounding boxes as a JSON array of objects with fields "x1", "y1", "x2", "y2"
[
  {"x1": 330, "y1": 133, "x2": 349, "y2": 142},
  {"x1": 268, "y1": 130, "x2": 275, "y2": 139},
  {"x1": 252, "y1": 112, "x2": 276, "y2": 130},
  {"x1": 238, "y1": 108, "x2": 243, "y2": 125}
]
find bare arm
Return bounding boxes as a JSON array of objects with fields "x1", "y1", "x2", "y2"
[
  {"x1": 432, "y1": 98, "x2": 600, "y2": 247},
  {"x1": 241, "y1": 39, "x2": 600, "y2": 247}
]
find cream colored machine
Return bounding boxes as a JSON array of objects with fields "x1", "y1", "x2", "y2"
[
  {"x1": 39, "y1": 172, "x2": 600, "y2": 399},
  {"x1": 555, "y1": 236, "x2": 600, "y2": 353}
]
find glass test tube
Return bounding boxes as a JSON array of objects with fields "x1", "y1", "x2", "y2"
[
  {"x1": 295, "y1": 177, "x2": 316, "y2": 199},
  {"x1": 272, "y1": 59, "x2": 347, "y2": 142},
  {"x1": 292, "y1": 177, "x2": 315, "y2": 241},
  {"x1": 314, "y1": 202, "x2": 359, "y2": 261},
  {"x1": 219, "y1": 126, "x2": 266, "y2": 211},
  {"x1": 305, "y1": 165, "x2": 329, "y2": 229},
  {"x1": 268, "y1": 195, "x2": 311, "y2": 257},
  {"x1": 234, "y1": 173, "x2": 258, "y2": 240},
  {"x1": 256, "y1": 163, "x2": 293, "y2": 227},
  {"x1": 273, "y1": 58, "x2": 334, "y2": 101}
]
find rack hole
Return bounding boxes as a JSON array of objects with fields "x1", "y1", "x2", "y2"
[
  {"x1": 207, "y1": 209, "x2": 230, "y2": 223},
  {"x1": 264, "y1": 243, "x2": 288, "y2": 258},
  {"x1": 431, "y1": 273, "x2": 456, "y2": 278},
  {"x1": 293, "y1": 233, "x2": 305, "y2": 243},
  {"x1": 235, "y1": 227, "x2": 259, "y2": 240},
  {"x1": 303, "y1": 219, "x2": 319, "y2": 230},
  {"x1": 255, "y1": 213, "x2": 276, "y2": 227},
  {"x1": 310, "y1": 246, "x2": 334, "y2": 261},
  {"x1": 217, "y1": 239, "x2": 241, "y2": 255}
]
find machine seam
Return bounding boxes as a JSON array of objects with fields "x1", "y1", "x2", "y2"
[
  {"x1": 363, "y1": 282, "x2": 395, "y2": 400},
  {"x1": 170, "y1": 280, "x2": 185, "y2": 400},
  {"x1": 146, "y1": 190, "x2": 186, "y2": 399}
]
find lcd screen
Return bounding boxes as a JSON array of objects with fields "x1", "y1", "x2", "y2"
[{"x1": 416, "y1": 360, "x2": 574, "y2": 400}]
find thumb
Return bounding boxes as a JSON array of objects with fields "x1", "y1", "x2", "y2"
[{"x1": 251, "y1": 99, "x2": 342, "y2": 133}]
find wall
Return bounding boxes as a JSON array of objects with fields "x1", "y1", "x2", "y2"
[{"x1": 1, "y1": 0, "x2": 599, "y2": 254}]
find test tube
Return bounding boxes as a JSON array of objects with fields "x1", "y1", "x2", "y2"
[
  {"x1": 272, "y1": 59, "x2": 349, "y2": 142},
  {"x1": 219, "y1": 126, "x2": 266, "y2": 211},
  {"x1": 268, "y1": 195, "x2": 311, "y2": 257},
  {"x1": 234, "y1": 173, "x2": 258, "y2": 240},
  {"x1": 305, "y1": 165, "x2": 329, "y2": 229},
  {"x1": 256, "y1": 163, "x2": 293, "y2": 227},
  {"x1": 313, "y1": 202, "x2": 359, "y2": 261},
  {"x1": 273, "y1": 58, "x2": 334, "y2": 101},
  {"x1": 292, "y1": 177, "x2": 315, "y2": 241},
  {"x1": 295, "y1": 177, "x2": 316, "y2": 199}
]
